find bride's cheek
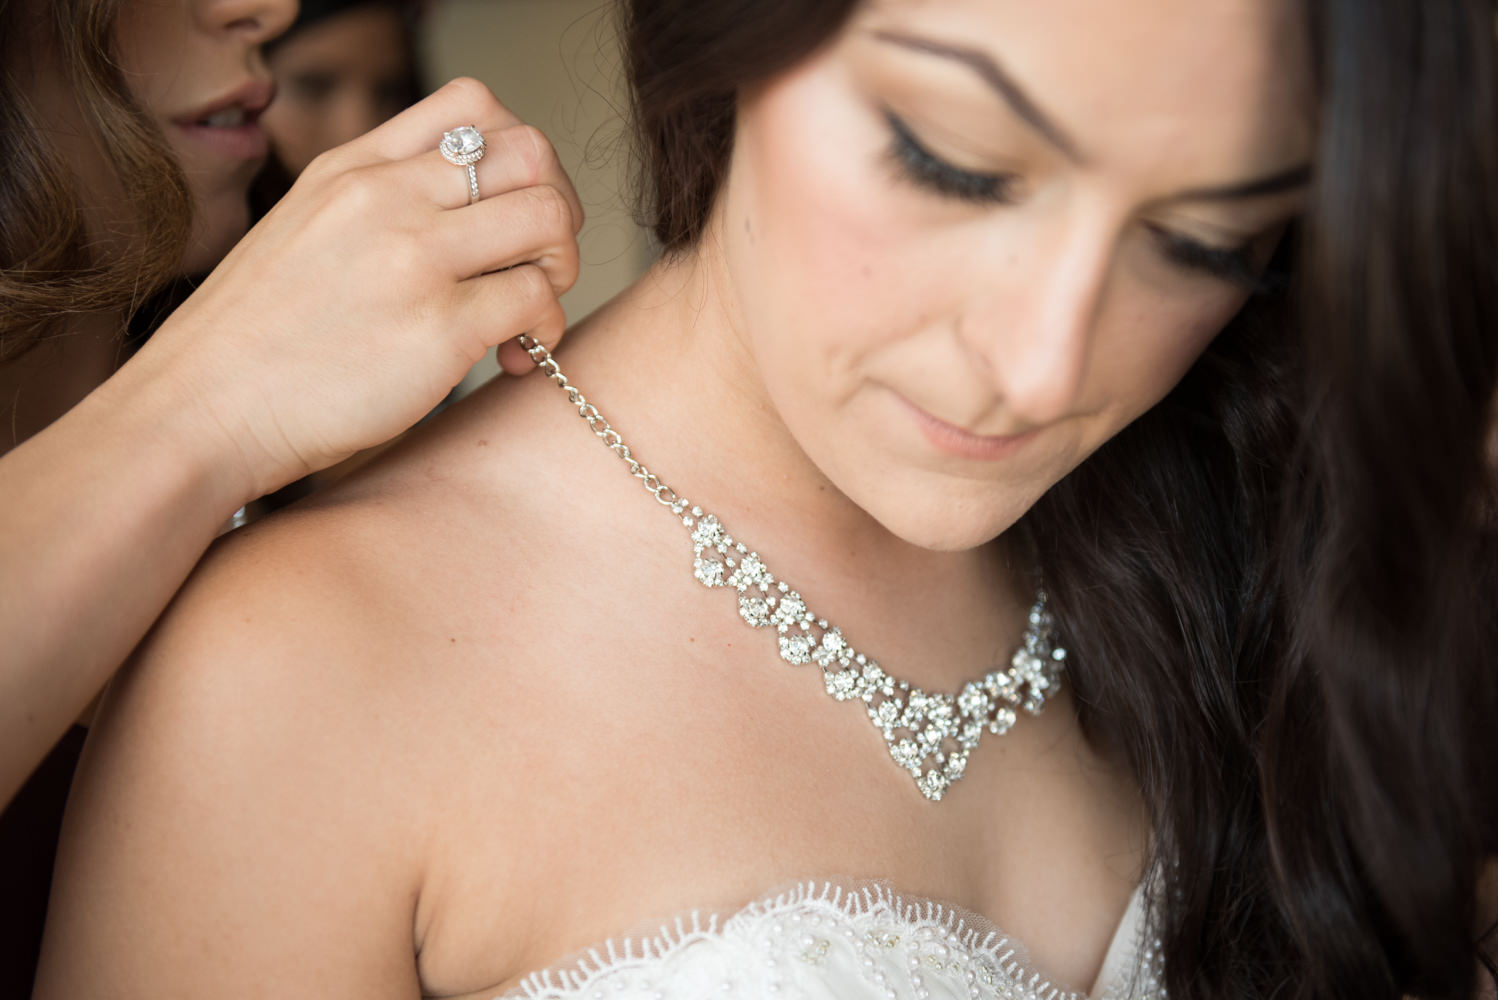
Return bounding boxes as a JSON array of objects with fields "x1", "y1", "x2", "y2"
[
  {"x1": 732, "y1": 76, "x2": 927, "y2": 363},
  {"x1": 763, "y1": 191, "x2": 927, "y2": 427}
]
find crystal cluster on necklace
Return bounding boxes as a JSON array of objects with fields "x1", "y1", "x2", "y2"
[
  {"x1": 517, "y1": 333, "x2": 1068, "y2": 804},
  {"x1": 682, "y1": 507, "x2": 1066, "y2": 802}
]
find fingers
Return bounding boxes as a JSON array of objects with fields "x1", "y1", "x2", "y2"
[
  {"x1": 425, "y1": 123, "x2": 585, "y2": 232},
  {"x1": 313, "y1": 80, "x2": 584, "y2": 233},
  {"x1": 435, "y1": 184, "x2": 581, "y2": 294},
  {"x1": 450, "y1": 264, "x2": 567, "y2": 374},
  {"x1": 478, "y1": 125, "x2": 585, "y2": 234},
  {"x1": 338, "y1": 77, "x2": 523, "y2": 163},
  {"x1": 496, "y1": 335, "x2": 549, "y2": 375},
  {"x1": 276, "y1": 76, "x2": 582, "y2": 379}
]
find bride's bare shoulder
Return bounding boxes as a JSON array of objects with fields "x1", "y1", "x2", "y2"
[
  {"x1": 146, "y1": 370, "x2": 596, "y2": 673},
  {"x1": 82, "y1": 342, "x2": 684, "y2": 863},
  {"x1": 41, "y1": 376, "x2": 606, "y2": 996}
]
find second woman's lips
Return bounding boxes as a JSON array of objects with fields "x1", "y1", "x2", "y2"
[
  {"x1": 172, "y1": 78, "x2": 275, "y2": 161},
  {"x1": 174, "y1": 76, "x2": 275, "y2": 130},
  {"x1": 172, "y1": 117, "x2": 269, "y2": 161}
]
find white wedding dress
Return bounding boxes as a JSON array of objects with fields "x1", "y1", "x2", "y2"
[{"x1": 501, "y1": 880, "x2": 1164, "y2": 1000}]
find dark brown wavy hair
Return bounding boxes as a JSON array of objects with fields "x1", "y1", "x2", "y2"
[
  {"x1": 0, "y1": 0, "x2": 193, "y2": 363},
  {"x1": 621, "y1": 0, "x2": 1498, "y2": 996}
]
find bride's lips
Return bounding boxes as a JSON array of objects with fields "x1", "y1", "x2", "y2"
[
  {"x1": 170, "y1": 77, "x2": 275, "y2": 161},
  {"x1": 894, "y1": 393, "x2": 1039, "y2": 461}
]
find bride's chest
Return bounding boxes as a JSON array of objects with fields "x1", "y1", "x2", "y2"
[
  {"x1": 407, "y1": 728, "x2": 1144, "y2": 1000},
  {"x1": 421, "y1": 878, "x2": 1160, "y2": 1000},
  {"x1": 403, "y1": 599, "x2": 1145, "y2": 999}
]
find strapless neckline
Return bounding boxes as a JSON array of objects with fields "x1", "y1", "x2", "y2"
[{"x1": 498, "y1": 880, "x2": 1162, "y2": 1000}]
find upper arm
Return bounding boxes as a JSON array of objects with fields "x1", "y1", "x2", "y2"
[{"x1": 34, "y1": 518, "x2": 430, "y2": 999}]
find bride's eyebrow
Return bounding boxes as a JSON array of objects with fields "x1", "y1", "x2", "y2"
[
  {"x1": 870, "y1": 28, "x2": 1086, "y2": 163},
  {"x1": 869, "y1": 28, "x2": 1315, "y2": 206}
]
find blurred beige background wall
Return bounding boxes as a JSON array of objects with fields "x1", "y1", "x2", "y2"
[{"x1": 422, "y1": 0, "x2": 653, "y2": 391}]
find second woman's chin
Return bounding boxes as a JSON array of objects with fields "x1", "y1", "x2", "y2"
[{"x1": 161, "y1": 128, "x2": 265, "y2": 275}]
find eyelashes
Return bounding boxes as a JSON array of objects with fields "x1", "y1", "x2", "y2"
[
  {"x1": 1147, "y1": 226, "x2": 1273, "y2": 292},
  {"x1": 883, "y1": 109, "x2": 1277, "y2": 291},
  {"x1": 884, "y1": 110, "x2": 1018, "y2": 205}
]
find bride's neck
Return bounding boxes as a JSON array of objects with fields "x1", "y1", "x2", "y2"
[
  {"x1": 553, "y1": 248, "x2": 1029, "y2": 644},
  {"x1": 570, "y1": 252, "x2": 897, "y2": 554}
]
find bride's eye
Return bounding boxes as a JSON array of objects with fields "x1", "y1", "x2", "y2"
[
  {"x1": 884, "y1": 110, "x2": 1019, "y2": 206},
  {"x1": 1147, "y1": 224, "x2": 1274, "y2": 291}
]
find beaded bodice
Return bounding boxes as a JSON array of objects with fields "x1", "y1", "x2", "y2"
[{"x1": 503, "y1": 882, "x2": 1164, "y2": 1000}]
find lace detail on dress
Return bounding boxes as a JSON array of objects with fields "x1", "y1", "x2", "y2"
[{"x1": 503, "y1": 881, "x2": 1165, "y2": 1000}]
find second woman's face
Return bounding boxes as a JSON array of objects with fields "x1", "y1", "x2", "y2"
[
  {"x1": 115, "y1": 0, "x2": 297, "y2": 273},
  {"x1": 718, "y1": 0, "x2": 1313, "y2": 551}
]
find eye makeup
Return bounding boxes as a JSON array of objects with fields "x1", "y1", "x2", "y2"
[
  {"x1": 883, "y1": 110, "x2": 1283, "y2": 292},
  {"x1": 1146, "y1": 225, "x2": 1268, "y2": 290},
  {"x1": 884, "y1": 110, "x2": 1018, "y2": 205}
]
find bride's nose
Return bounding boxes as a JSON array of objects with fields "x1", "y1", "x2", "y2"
[{"x1": 960, "y1": 219, "x2": 1114, "y2": 427}]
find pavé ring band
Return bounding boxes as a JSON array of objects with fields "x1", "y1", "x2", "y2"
[{"x1": 439, "y1": 125, "x2": 486, "y2": 204}]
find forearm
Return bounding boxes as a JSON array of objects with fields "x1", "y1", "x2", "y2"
[
  {"x1": 0, "y1": 79, "x2": 583, "y2": 806},
  {"x1": 0, "y1": 353, "x2": 250, "y2": 805}
]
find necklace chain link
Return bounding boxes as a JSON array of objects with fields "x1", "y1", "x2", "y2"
[
  {"x1": 519, "y1": 335, "x2": 1067, "y2": 802},
  {"x1": 524, "y1": 336, "x2": 685, "y2": 511}
]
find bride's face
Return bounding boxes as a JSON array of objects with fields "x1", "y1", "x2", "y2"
[{"x1": 715, "y1": 0, "x2": 1313, "y2": 550}]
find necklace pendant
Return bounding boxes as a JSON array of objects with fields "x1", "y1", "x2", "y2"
[{"x1": 683, "y1": 508, "x2": 1066, "y2": 803}]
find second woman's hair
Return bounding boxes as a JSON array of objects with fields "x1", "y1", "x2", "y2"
[{"x1": 0, "y1": 0, "x2": 193, "y2": 363}]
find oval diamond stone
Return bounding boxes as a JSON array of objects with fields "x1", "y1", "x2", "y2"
[{"x1": 441, "y1": 125, "x2": 485, "y2": 161}]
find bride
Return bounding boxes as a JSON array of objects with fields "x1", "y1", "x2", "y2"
[{"x1": 36, "y1": 0, "x2": 1498, "y2": 997}]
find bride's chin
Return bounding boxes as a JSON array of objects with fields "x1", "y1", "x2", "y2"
[{"x1": 858, "y1": 494, "x2": 1031, "y2": 554}]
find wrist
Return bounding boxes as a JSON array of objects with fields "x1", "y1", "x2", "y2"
[{"x1": 78, "y1": 337, "x2": 264, "y2": 521}]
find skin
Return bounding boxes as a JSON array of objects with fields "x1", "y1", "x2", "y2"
[
  {"x1": 0, "y1": 0, "x2": 586, "y2": 805},
  {"x1": 35, "y1": 0, "x2": 1312, "y2": 997},
  {"x1": 260, "y1": 3, "x2": 417, "y2": 177}
]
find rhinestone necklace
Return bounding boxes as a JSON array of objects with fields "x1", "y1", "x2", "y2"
[{"x1": 519, "y1": 336, "x2": 1067, "y2": 802}]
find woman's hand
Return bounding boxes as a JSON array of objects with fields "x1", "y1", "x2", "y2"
[
  {"x1": 0, "y1": 78, "x2": 583, "y2": 805},
  {"x1": 134, "y1": 76, "x2": 584, "y2": 502}
]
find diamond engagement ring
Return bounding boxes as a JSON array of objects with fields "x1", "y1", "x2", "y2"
[{"x1": 439, "y1": 125, "x2": 486, "y2": 204}]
